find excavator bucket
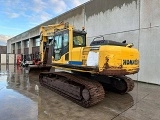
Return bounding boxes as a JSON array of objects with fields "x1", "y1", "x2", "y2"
[{"x1": 27, "y1": 65, "x2": 52, "y2": 74}]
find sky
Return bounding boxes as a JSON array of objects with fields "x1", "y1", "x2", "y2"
[{"x1": 0, "y1": 0, "x2": 89, "y2": 37}]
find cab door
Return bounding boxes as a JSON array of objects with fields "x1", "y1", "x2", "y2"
[{"x1": 53, "y1": 30, "x2": 69, "y2": 63}]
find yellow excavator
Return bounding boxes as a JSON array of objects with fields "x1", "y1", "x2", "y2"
[{"x1": 30, "y1": 22, "x2": 139, "y2": 107}]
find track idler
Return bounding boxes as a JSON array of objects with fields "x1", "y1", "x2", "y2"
[
  {"x1": 111, "y1": 76, "x2": 134, "y2": 93},
  {"x1": 39, "y1": 72, "x2": 105, "y2": 108}
]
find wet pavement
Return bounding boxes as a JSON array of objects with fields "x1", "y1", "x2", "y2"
[{"x1": 0, "y1": 65, "x2": 160, "y2": 120}]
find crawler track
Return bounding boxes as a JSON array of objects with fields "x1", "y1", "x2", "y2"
[{"x1": 39, "y1": 72, "x2": 105, "y2": 108}]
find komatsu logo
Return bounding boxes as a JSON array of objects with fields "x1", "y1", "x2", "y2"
[{"x1": 123, "y1": 59, "x2": 139, "y2": 65}]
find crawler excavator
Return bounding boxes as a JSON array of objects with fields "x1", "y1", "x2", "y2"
[{"x1": 36, "y1": 22, "x2": 139, "y2": 107}]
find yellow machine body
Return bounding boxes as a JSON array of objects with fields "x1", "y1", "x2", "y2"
[{"x1": 40, "y1": 23, "x2": 139, "y2": 76}]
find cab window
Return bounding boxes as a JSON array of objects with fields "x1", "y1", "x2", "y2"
[
  {"x1": 73, "y1": 32, "x2": 86, "y2": 47},
  {"x1": 53, "y1": 30, "x2": 69, "y2": 61},
  {"x1": 54, "y1": 35, "x2": 62, "y2": 49},
  {"x1": 63, "y1": 31, "x2": 69, "y2": 47}
]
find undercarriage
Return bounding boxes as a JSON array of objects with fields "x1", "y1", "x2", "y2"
[
  {"x1": 39, "y1": 71, "x2": 134, "y2": 107},
  {"x1": 39, "y1": 72, "x2": 105, "y2": 107}
]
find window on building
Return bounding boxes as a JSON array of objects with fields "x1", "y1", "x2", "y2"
[
  {"x1": 12, "y1": 44, "x2": 15, "y2": 50},
  {"x1": 17, "y1": 42, "x2": 21, "y2": 49},
  {"x1": 24, "y1": 40, "x2": 29, "y2": 48},
  {"x1": 35, "y1": 38, "x2": 40, "y2": 46}
]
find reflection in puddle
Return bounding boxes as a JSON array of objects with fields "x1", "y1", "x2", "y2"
[
  {"x1": 0, "y1": 65, "x2": 136, "y2": 120},
  {"x1": 0, "y1": 88, "x2": 38, "y2": 120},
  {"x1": 0, "y1": 65, "x2": 38, "y2": 120}
]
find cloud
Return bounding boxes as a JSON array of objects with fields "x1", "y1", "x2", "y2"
[
  {"x1": 2, "y1": 0, "x2": 89, "y2": 22},
  {"x1": 0, "y1": 34, "x2": 12, "y2": 45},
  {"x1": 29, "y1": 11, "x2": 52, "y2": 26},
  {"x1": 5, "y1": 12, "x2": 20, "y2": 18},
  {"x1": 2, "y1": 0, "x2": 28, "y2": 19},
  {"x1": 49, "y1": 0, "x2": 67, "y2": 14},
  {"x1": 69, "y1": 0, "x2": 89, "y2": 7},
  {"x1": 0, "y1": 0, "x2": 90, "y2": 36},
  {"x1": 2, "y1": 0, "x2": 89, "y2": 20},
  {"x1": 0, "y1": 41, "x2": 7, "y2": 46},
  {"x1": 28, "y1": 0, "x2": 68, "y2": 25},
  {"x1": 72, "y1": 0, "x2": 83, "y2": 6},
  {"x1": 32, "y1": 0, "x2": 47, "y2": 13},
  {"x1": 40, "y1": 12, "x2": 52, "y2": 22}
]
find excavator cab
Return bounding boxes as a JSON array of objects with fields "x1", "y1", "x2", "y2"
[{"x1": 49, "y1": 26, "x2": 87, "y2": 65}]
